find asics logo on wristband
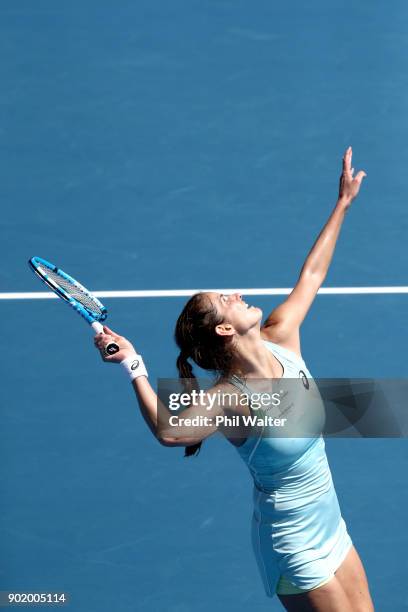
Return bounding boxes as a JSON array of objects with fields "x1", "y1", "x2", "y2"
[{"x1": 121, "y1": 354, "x2": 148, "y2": 380}]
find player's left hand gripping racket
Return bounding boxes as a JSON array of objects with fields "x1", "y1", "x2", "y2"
[{"x1": 28, "y1": 256, "x2": 119, "y2": 355}]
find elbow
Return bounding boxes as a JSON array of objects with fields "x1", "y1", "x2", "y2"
[
  {"x1": 302, "y1": 267, "x2": 326, "y2": 286},
  {"x1": 157, "y1": 433, "x2": 204, "y2": 447},
  {"x1": 157, "y1": 434, "x2": 184, "y2": 447},
  {"x1": 157, "y1": 434, "x2": 172, "y2": 446}
]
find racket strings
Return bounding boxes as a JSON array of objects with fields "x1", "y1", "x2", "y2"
[{"x1": 44, "y1": 267, "x2": 104, "y2": 317}]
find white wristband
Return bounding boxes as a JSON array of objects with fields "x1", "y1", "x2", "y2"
[{"x1": 121, "y1": 353, "x2": 148, "y2": 381}]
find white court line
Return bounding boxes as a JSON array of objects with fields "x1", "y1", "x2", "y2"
[{"x1": 1, "y1": 287, "x2": 408, "y2": 299}]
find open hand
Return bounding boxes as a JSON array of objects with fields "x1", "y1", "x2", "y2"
[{"x1": 338, "y1": 146, "x2": 367, "y2": 206}]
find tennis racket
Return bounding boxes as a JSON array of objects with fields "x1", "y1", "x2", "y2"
[{"x1": 28, "y1": 256, "x2": 119, "y2": 355}]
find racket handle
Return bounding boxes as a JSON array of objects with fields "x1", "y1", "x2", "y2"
[{"x1": 91, "y1": 321, "x2": 120, "y2": 355}]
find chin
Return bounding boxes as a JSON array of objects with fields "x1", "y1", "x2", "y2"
[{"x1": 252, "y1": 306, "x2": 263, "y2": 321}]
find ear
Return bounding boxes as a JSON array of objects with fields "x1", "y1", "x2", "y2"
[{"x1": 215, "y1": 323, "x2": 235, "y2": 337}]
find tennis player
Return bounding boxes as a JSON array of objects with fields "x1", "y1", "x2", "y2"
[{"x1": 95, "y1": 147, "x2": 374, "y2": 611}]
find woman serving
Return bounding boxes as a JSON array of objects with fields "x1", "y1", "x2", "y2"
[{"x1": 95, "y1": 147, "x2": 374, "y2": 611}]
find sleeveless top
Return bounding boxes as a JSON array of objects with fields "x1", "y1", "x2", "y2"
[
  {"x1": 231, "y1": 339, "x2": 327, "y2": 491},
  {"x1": 229, "y1": 340, "x2": 352, "y2": 595}
]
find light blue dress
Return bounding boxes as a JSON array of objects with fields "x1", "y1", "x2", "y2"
[{"x1": 232, "y1": 340, "x2": 352, "y2": 597}]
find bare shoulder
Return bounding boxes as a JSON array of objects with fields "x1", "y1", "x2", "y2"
[
  {"x1": 205, "y1": 379, "x2": 247, "y2": 411},
  {"x1": 260, "y1": 325, "x2": 303, "y2": 359},
  {"x1": 206, "y1": 379, "x2": 243, "y2": 399}
]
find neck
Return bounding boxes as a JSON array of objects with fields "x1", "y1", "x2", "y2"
[{"x1": 233, "y1": 329, "x2": 282, "y2": 379}]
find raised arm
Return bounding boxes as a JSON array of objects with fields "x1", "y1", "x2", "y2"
[
  {"x1": 94, "y1": 326, "x2": 221, "y2": 446},
  {"x1": 261, "y1": 147, "x2": 366, "y2": 355}
]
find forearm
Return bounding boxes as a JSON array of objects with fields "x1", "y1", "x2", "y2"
[
  {"x1": 300, "y1": 196, "x2": 351, "y2": 281},
  {"x1": 130, "y1": 376, "x2": 161, "y2": 438},
  {"x1": 94, "y1": 329, "x2": 215, "y2": 446},
  {"x1": 130, "y1": 376, "x2": 215, "y2": 445}
]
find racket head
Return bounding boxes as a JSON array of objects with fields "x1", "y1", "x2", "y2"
[{"x1": 28, "y1": 256, "x2": 108, "y2": 325}]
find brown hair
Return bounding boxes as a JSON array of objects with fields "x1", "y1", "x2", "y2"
[{"x1": 174, "y1": 292, "x2": 240, "y2": 457}]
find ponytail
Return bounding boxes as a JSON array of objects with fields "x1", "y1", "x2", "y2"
[
  {"x1": 174, "y1": 292, "x2": 240, "y2": 459},
  {"x1": 176, "y1": 351, "x2": 202, "y2": 457}
]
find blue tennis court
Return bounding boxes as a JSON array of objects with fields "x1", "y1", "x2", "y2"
[{"x1": 1, "y1": 2, "x2": 408, "y2": 610}]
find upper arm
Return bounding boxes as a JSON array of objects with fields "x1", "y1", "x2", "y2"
[{"x1": 261, "y1": 270, "x2": 321, "y2": 353}]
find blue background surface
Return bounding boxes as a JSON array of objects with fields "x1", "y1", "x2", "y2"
[{"x1": 1, "y1": 2, "x2": 407, "y2": 610}]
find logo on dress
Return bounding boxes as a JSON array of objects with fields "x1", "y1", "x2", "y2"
[{"x1": 299, "y1": 370, "x2": 309, "y2": 390}]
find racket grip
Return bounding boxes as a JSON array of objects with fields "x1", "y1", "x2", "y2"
[{"x1": 91, "y1": 321, "x2": 120, "y2": 355}]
